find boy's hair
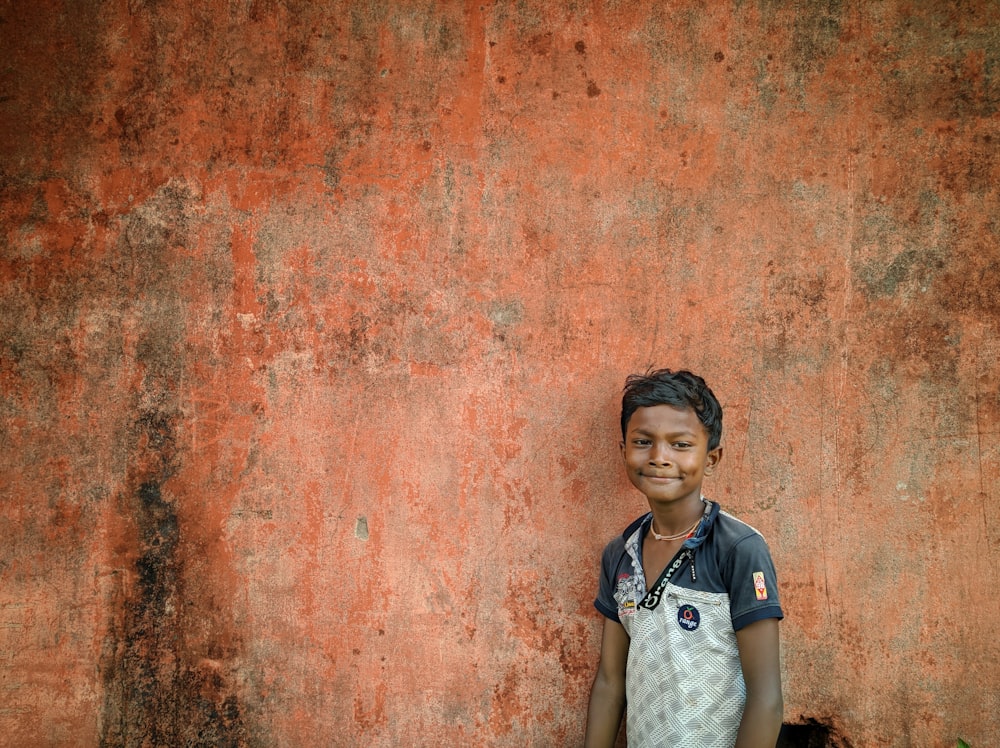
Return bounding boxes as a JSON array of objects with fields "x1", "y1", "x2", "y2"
[{"x1": 620, "y1": 368, "x2": 723, "y2": 450}]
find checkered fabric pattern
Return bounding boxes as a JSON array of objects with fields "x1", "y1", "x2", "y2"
[{"x1": 623, "y1": 584, "x2": 745, "y2": 746}]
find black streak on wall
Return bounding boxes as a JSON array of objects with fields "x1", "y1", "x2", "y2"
[
  {"x1": 100, "y1": 411, "x2": 250, "y2": 747},
  {"x1": 98, "y1": 179, "x2": 254, "y2": 744}
]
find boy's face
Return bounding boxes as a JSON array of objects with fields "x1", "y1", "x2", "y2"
[{"x1": 621, "y1": 404, "x2": 721, "y2": 507}]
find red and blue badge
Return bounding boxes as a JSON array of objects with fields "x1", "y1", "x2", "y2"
[{"x1": 677, "y1": 604, "x2": 700, "y2": 631}]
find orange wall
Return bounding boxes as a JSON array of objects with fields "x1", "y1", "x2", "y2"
[{"x1": 1, "y1": 1, "x2": 998, "y2": 746}]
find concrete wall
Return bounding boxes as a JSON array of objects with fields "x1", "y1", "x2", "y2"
[{"x1": 1, "y1": 1, "x2": 998, "y2": 746}]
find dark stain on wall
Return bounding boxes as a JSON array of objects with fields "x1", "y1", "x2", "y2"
[
  {"x1": 95, "y1": 175, "x2": 257, "y2": 745},
  {"x1": 99, "y1": 407, "x2": 252, "y2": 747}
]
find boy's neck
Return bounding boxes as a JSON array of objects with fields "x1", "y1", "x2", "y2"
[{"x1": 649, "y1": 495, "x2": 706, "y2": 536}]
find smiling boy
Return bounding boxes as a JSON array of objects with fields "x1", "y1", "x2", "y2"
[{"x1": 584, "y1": 369, "x2": 783, "y2": 748}]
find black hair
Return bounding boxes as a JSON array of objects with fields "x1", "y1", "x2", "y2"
[{"x1": 620, "y1": 368, "x2": 723, "y2": 450}]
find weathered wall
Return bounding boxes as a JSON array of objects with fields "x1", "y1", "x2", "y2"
[{"x1": 1, "y1": 1, "x2": 997, "y2": 746}]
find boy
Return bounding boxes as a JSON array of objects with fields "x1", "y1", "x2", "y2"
[{"x1": 584, "y1": 369, "x2": 783, "y2": 748}]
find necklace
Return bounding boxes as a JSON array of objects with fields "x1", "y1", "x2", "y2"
[{"x1": 649, "y1": 516, "x2": 701, "y2": 541}]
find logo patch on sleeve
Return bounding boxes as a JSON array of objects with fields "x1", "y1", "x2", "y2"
[{"x1": 753, "y1": 571, "x2": 768, "y2": 600}]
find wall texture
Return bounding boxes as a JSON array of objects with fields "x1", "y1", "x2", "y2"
[{"x1": 1, "y1": 1, "x2": 998, "y2": 746}]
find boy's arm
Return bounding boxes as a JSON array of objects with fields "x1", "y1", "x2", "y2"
[
  {"x1": 584, "y1": 617, "x2": 629, "y2": 748},
  {"x1": 734, "y1": 617, "x2": 783, "y2": 748}
]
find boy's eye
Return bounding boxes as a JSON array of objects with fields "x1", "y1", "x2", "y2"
[
  {"x1": 633, "y1": 439, "x2": 651, "y2": 446},
  {"x1": 673, "y1": 442, "x2": 692, "y2": 449}
]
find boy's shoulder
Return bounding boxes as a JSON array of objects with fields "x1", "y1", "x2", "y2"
[{"x1": 711, "y1": 507, "x2": 769, "y2": 546}]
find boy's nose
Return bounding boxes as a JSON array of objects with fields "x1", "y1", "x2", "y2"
[{"x1": 649, "y1": 444, "x2": 673, "y2": 464}]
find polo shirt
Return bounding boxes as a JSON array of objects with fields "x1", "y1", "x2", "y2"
[{"x1": 594, "y1": 500, "x2": 783, "y2": 747}]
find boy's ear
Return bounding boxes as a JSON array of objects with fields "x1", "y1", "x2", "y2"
[
  {"x1": 619, "y1": 440, "x2": 626, "y2": 460},
  {"x1": 703, "y1": 446, "x2": 723, "y2": 475}
]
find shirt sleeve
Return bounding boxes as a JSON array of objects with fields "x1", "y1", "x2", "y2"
[
  {"x1": 724, "y1": 531, "x2": 783, "y2": 631},
  {"x1": 594, "y1": 540, "x2": 622, "y2": 622}
]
